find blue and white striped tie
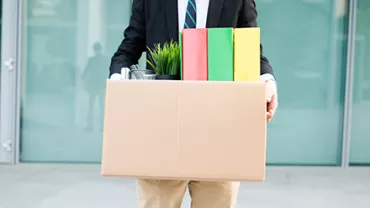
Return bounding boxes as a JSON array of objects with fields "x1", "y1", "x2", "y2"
[{"x1": 184, "y1": 0, "x2": 196, "y2": 28}]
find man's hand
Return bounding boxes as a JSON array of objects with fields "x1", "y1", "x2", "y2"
[
  {"x1": 110, "y1": 73, "x2": 122, "y2": 80},
  {"x1": 265, "y1": 80, "x2": 278, "y2": 122}
]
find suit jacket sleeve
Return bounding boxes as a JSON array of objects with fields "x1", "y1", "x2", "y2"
[
  {"x1": 237, "y1": 0, "x2": 274, "y2": 76},
  {"x1": 109, "y1": 0, "x2": 146, "y2": 76}
]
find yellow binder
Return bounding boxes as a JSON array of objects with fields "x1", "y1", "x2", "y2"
[{"x1": 234, "y1": 28, "x2": 260, "y2": 82}]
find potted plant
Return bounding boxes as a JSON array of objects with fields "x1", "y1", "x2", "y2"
[{"x1": 146, "y1": 40, "x2": 181, "y2": 80}]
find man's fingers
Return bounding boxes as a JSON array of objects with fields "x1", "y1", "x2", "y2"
[
  {"x1": 266, "y1": 96, "x2": 272, "y2": 102},
  {"x1": 267, "y1": 96, "x2": 278, "y2": 121},
  {"x1": 265, "y1": 81, "x2": 275, "y2": 102},
  {"x1": 266, "y1": 112, "x2": 272, "y2": 122},
  {"x1": 266, "y1": 90, "x2": 273, "y2": 102},
  {"x1": 265, "y1": 80, "x2": 278, "y2": 122},
  {"x1": 267, "y1": 98, "x2": 278, "y2": 115}
]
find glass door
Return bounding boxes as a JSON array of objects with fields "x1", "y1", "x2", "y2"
[
  {"x1": 349, "y1": 0, "x2": 370, "y2": 165},
  {"x1": 0, "y1": 0, "x2": 19, "y2": 164}
]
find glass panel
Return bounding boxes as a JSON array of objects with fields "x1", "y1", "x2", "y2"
[
  {"x1": 259, "y1": 0, "x2": 348, "y2": 165},
  {"x1": 20, "y1": 0, "x2": 132, "y2": 162},
  {"x1": 349, "y1": 0, "x2": 370, "y2": 165},
  {"x1": 20, "y1": 0, "x2": 349, "y2": 165}
]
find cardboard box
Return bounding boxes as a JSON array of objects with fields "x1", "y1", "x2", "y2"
[
  {"x1": 101, "y1": 80, "x2": 267, "y2": 181},
  {"x1": 182, "y1": 29, "x2": 208, "y2": 80},
  {"x1": 234, "y1": 28, "x2": 260, "y2": 81},
  {"x1": 208, "y1": 28, "x2": 234, "y2": 81}
]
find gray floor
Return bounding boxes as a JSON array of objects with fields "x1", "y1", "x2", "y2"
[{"x1": 0, "y1": 164, "x2": 369, "y2": 208}]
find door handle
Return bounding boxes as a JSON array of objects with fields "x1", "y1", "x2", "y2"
[
  {"x1": 2, "y1": 140, "x2": 12, "y2": 152},
  {"x1": 4, "y1": 58, "x2": 14, "y2": 71}
]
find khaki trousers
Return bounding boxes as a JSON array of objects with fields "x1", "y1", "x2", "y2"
[{"x1": 137, "y1": 179, "x2": 240, "y2": 208}]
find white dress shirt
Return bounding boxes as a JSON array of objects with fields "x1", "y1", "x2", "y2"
[
  {"x1": 111, "y1": 0, "x2": 275, "y2": 81},
  {"x1": 178, "y1": 0, "x2": 209, "y2": 31}
]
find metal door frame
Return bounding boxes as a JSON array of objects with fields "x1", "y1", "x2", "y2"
[
  {"x1": 341, "y1": 0, "x2": 357, "y2": 168},
  {"x1": 0, "y1": 0, "x2": 21, "y2": 164}
]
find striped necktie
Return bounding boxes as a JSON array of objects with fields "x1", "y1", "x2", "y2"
[{"x1": 184, "y1": 0, "x2": 196, "y2": 28}]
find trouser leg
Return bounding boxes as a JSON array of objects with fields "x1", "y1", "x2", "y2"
[
  {"x1": 136, "y1": 179, "x2": 189, "y2": 208},
  {"x1": 189, "y1": 181, "x2": 240, "y2": 208}
]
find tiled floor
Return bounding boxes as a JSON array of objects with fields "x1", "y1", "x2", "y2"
[{"x1": 0, "y1": 164, "x2": 369, "y2": 208}]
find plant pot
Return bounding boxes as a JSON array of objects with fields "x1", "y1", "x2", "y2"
[{"x1": 155, "y1": 74, "x2": 180, "y2": 80}]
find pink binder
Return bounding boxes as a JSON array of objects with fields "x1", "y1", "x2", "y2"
[{"x1": 182, "y1": 29, "x2": 208, "y2": 80}]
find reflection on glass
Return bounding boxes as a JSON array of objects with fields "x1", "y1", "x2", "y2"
[
  {"x1": 20, "y1": 0, "x2": 132, "y2": 162},
  {"x1": 259, "y1": 0, "x2": 348, "y2": 165},
  {"x1": 27, "y1": 0, "x2": 77, "y2": 21},
  {"x1": 83, "y1": 42, "x2": 109, "y2": 131},
  {"x1": 349, "y1": 0, "x2": 370, "y2": 165}
]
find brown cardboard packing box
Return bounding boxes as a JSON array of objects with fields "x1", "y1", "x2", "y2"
[{"x1": 101, "y1": 80, "x2": 266, "y2": 181}]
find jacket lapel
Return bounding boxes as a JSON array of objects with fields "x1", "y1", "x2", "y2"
[
  {"x1": 206, "y1": 0, "x2": 224, "y2": 28},
  {"x1": 165, "y1": 0, "x2": 179, "y2": 41}
]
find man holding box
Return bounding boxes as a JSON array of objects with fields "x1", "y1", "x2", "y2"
[{"x1": 109, "y1": 0, "x2": 278, "y2": 207}]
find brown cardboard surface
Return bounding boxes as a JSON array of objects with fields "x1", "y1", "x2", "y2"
[{"x1": 102, "y1": 80, "x2": 266, "y2": 181}]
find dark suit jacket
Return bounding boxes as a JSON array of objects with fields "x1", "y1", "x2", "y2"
[{"x1": 109, "y1": 0, "x2": 273, "y2": 77}]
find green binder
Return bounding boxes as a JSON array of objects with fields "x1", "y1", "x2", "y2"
[
  {"x1": 179, "y1": 31, "x2": 183, "y2": 80},
  {"x1": 207, "y1": 28, "x2": 234, "y2": 81}
]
